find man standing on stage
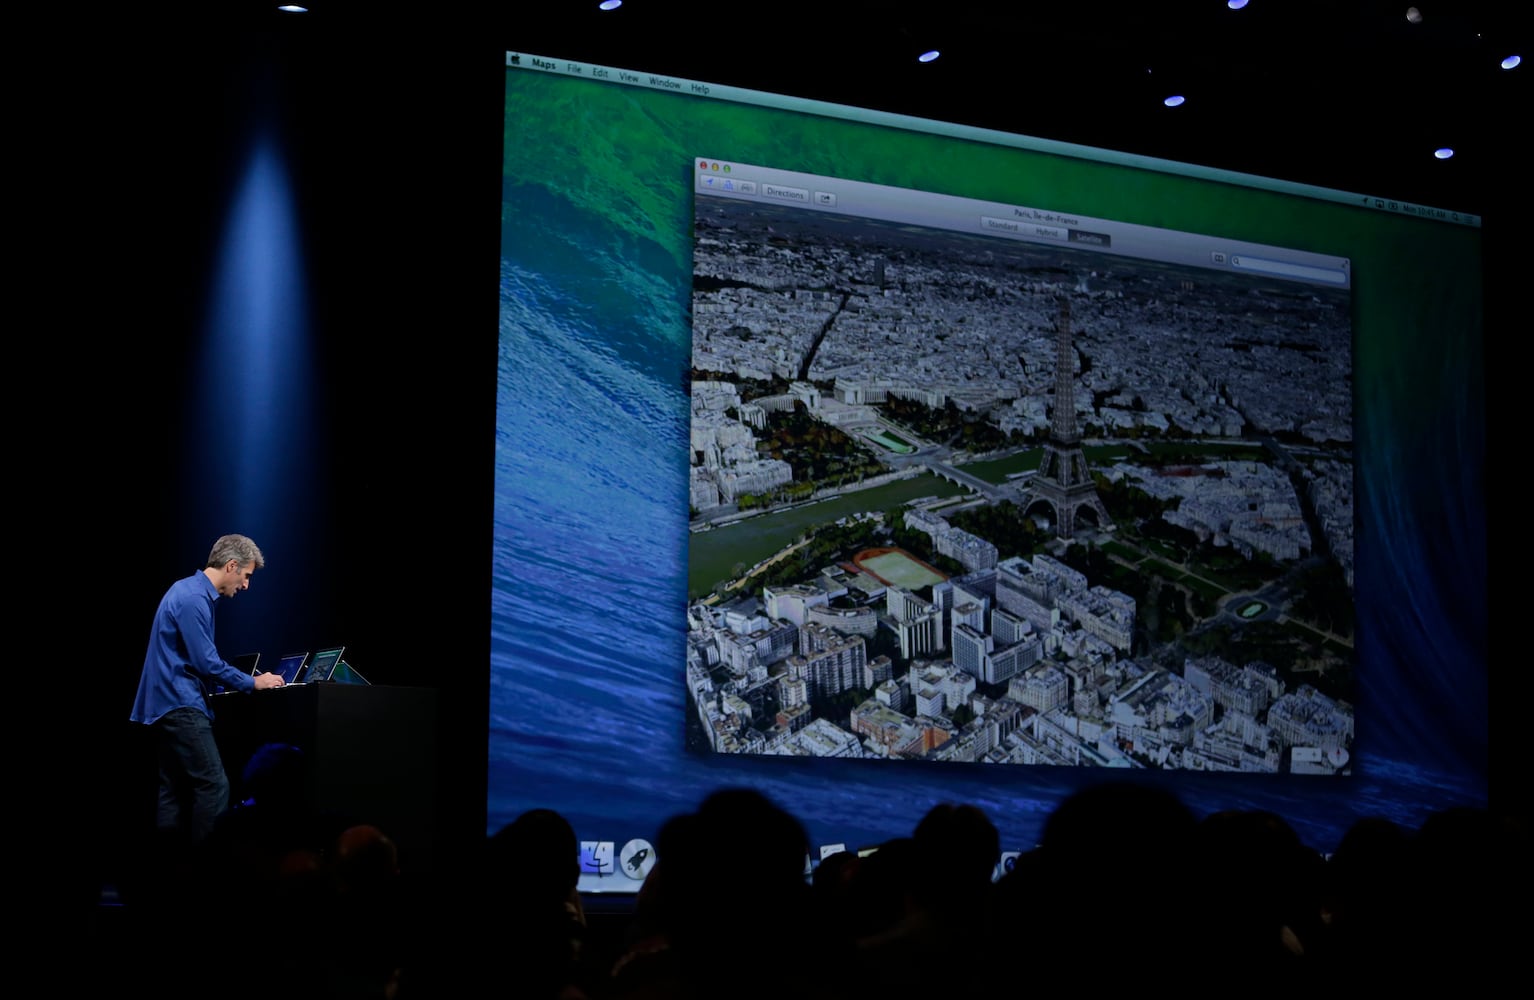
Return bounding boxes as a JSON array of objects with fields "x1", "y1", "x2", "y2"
[{"x1": 130, "y1": 533, "x2": 285, "y2": 850}]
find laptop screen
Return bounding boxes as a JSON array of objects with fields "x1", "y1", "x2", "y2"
[
  {"x1": 270, "y1": 653, "x2": 309, "y2": 685},
  {"x1": 330, "y1": 659, "x2": 370, "y2": 685},
  {"x1": 307, "y1": 646, "x2": 346, "y2": 683}
]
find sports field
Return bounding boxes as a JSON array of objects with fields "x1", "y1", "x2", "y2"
[{"x1": 853, "y1": 547, "x2": 947, "y2": 589}]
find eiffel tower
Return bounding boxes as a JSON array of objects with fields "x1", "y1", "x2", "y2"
[{"x1": 1027, "y1": 296, "x2": 1113, "y2": 539}]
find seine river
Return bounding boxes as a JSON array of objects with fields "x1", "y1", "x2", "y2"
[{"x1": 688, "y1": 473, "x2": 966, "y2": 597}]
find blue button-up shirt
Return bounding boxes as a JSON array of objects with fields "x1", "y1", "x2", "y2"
[{"x1": 130, "y1": 571, "x2": 256, "y2": 724}]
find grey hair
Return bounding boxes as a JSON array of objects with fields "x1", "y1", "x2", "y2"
[{"x1": 207, "y1": 534, "x2": 265, "y2": 571}]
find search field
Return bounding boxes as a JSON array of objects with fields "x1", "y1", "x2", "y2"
[{"x1": 1229, "y1": 254, "x2": 1347, "y2": 285}]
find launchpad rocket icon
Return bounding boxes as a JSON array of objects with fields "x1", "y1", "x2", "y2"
[{"x1": 619, "y1": 838, "x2": 655, "y2": 880}]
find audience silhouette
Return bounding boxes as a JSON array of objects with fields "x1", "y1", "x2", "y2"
[
  {"x1": 1191, "y1": 807, "x2": 1326, "y2": 979},
  {"x1": 103, "y1": 762, "x2": 1525, "y2": 999},
  {"x1": 850, "y1": 802, "x2": 998, "y2": 993},
  {"x1": 475, "y1": 806, "x2": 599, "y2": 999}
]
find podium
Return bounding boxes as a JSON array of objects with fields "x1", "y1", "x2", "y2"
[{"x1": 209, "y1": 683, "x2": 439, "y2": 871}]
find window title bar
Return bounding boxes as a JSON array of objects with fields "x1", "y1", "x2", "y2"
[{"x1": 507, "y1": 51, "x2": 1480, "y2": 229}]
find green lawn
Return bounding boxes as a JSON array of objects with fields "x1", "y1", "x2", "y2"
[
  {"x1": 1139, "y1": 441, "x2": 1271, "y2": 463},
  {"x1": 1181, "y1": 576, "x2": 1227, "y2": 601},
  {"x1": 1101, "y1": 540, "x2": 1141, "y2": 563},
  {"x1": 1142, "y1": 558, "x2": 1187, "y2": 582},
  {"x1": 954, "y1": 449, "x2": 1040, "y2": 484}
]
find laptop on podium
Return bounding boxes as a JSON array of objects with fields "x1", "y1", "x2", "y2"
[
  {"x1": 261, "y1": 651, "x2": 310, "y2": 685},
  {"x1": 304, "y1": 646, "x2": 346, "y2": 683},
  {"x1": 330, "y1": 658, "x2": 371, "y2": 685}
]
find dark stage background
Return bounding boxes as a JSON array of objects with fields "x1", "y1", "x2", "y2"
[{"x1": 33, "y1": 2, "x2": 1520, "y2": 911}]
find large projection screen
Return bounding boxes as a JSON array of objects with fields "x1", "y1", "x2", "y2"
[{"x1": 493, "y1": 52, "x2": 1486, "y2": 892}]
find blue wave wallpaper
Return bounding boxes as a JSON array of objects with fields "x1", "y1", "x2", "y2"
[{"x1": 491, "y1": 68, "x2": 1487, "y2": 869}]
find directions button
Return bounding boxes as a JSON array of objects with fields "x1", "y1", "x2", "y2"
[{"x1": 762, "y1": 183, "x2": 811, "y2": 204}]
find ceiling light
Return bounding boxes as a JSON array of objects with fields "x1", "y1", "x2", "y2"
[
  {"x1": 277, "y1": 4, "x2": 308, "y2": 11},
  {"x1": 1227, "y1": 1, "x2": 1249, "y2": 9},
  {"x1": 1406, "y1": 7, "x2": 1423, "y2": 24},
  {"x1": 1434, "y1": 147, "x2": 1454, "y2": 160},
  {"x1": 1502, "y1": 55, "x2": 1522, "y2": 70},
  {"x1": 599, "y1": 1, "x2": 623, "y2": 9},
  {"x1": 918, "y1": 50, "x2": 941, "y2": 63},
  {"x1": 1164, "y1": 95, "x2": 1186, "y2": 107}
]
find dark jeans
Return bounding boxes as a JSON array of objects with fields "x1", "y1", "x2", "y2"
[{"x1": 155, "y1": 706, "x2": 230, "y2": 848}]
